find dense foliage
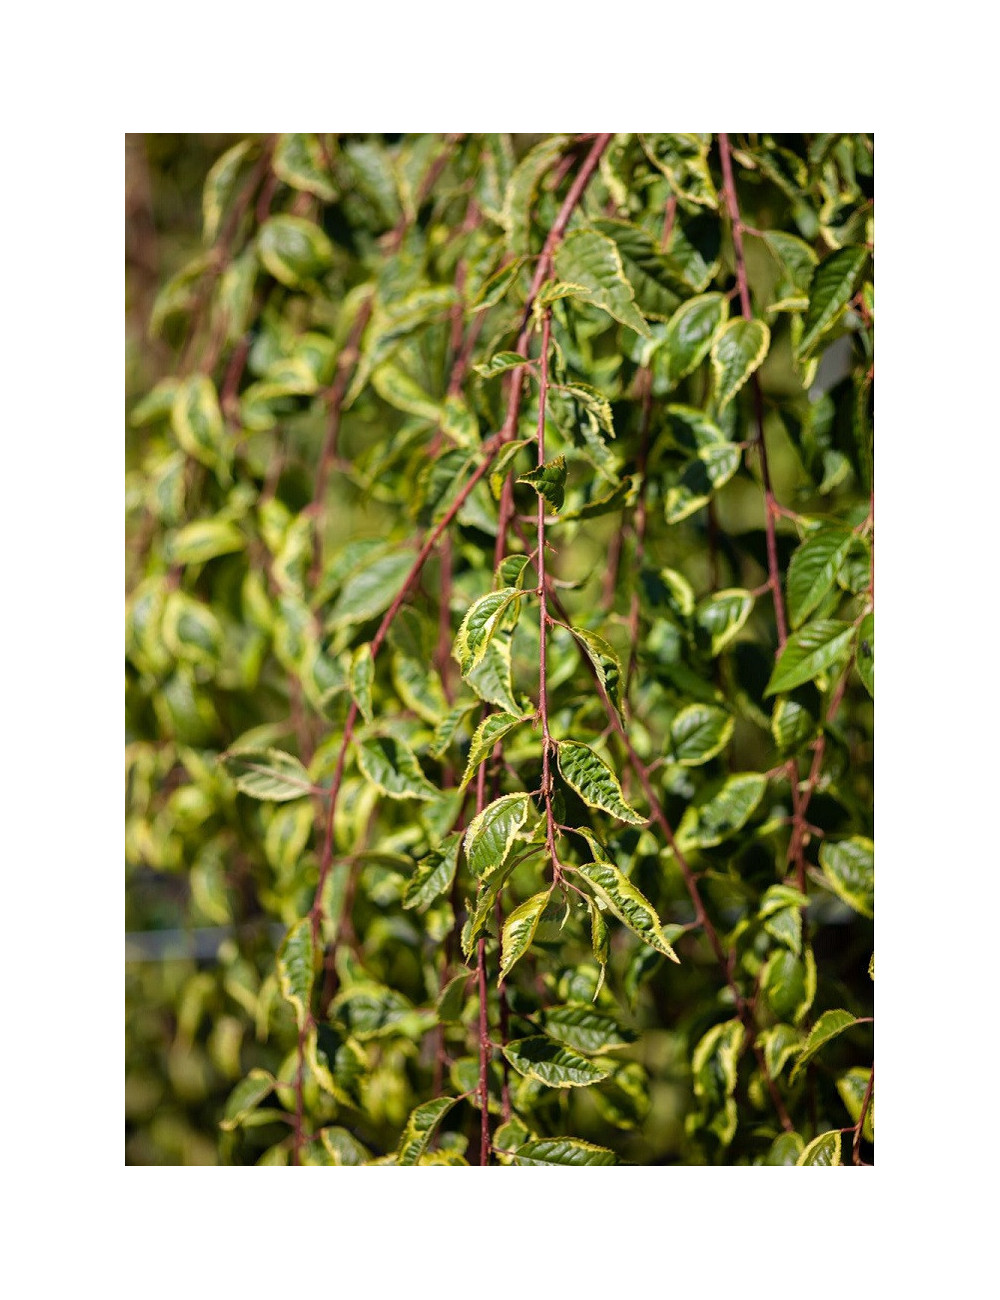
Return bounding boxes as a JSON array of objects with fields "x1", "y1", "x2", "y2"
[{"x1": 125, "y1": 133, "x2": 874, "y2": 1166}]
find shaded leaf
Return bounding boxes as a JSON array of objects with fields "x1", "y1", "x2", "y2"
[
  {"x1": 327, "y1": 549, "x2": 414, "y2": 631},
  {"x1": 349, "y1": 643, "x2": 375, "y2": 724},
  {"x1": 355, "y1": 735, "x2": 438, "y2": 801},
  {"x1": 676, "y1": 773, "x2": 767, "y2": 849},
  {"x1": 396, "y1": 1096, "x2": 460, "y2": 1166},
  {"x1": 474, "y1": 351, "x2": 530, "y2": 379},
  {"x1": 542, "y1": 1004, "x2": 637, "y2": 1054},
  {"x1": 258, "y1": 215, "x2": 334, "y2": 288},
  {"x1": 819, "y1": 836, "x2": 874, "y2": 918},
  {"x1": 503, "y1": 1036, "x2": 613, "y2": 1088},
  {"x1": 222, "y1": 747, "x2": 315, "y2": 801},
  {"x1": 402, "y1": 834, "x2": 461, "y2": 911},
  {"x1": 278, "y1": 918, "x2": 314, "y2": 1029},
  {"x1": 220, "y1": 1069, "x2": 275, "y2": 1131},
  {"x1": 670, "y1": 703, "x2": 734, "y2": 766}
]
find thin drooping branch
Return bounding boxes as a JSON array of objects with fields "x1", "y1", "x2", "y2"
[
  {"x1": 718, "y1": 133, "x2": 809, "y2": 891},
  {"x1": 852, "y1": 1065, "x2": 874, "y2": 1166},
  {"x1": 534, "y1": 311, "x2": 561, "y2": 885},
  {"x1": 718, "y1": 132, "x2": 788, "y2": 650},
  {"x1": 295, "y1": 134, "x2": 614, "y2": 1161},
  {"x1": 545, "y1": 582, "x2": 794, "y2": 1133}
]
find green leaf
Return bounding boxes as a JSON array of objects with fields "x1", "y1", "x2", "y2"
[
  {"x1": 765, "y1": 619, "x2": 855, "y2": 695},
  {"x1": 272, "y1": 133, "x2": 335, "y2": 201},
  {"x1": 436, "y1": 970, "x2": 472, "y2": 1023},
  {"x1": 503, "y1": 1036, "x2": 613, "y2": 1089},
  {"x1": 463, "y1": 793, "x2": 531, "y2": 880},
  {"x1": 460, "y1": 711, "x2": 528, "y2": 791},
  {"x1": 317, "y1": 1126, "x2": 372, "y2": 1166},
  {"x1": 396, "y1": 1096, "x2": 460, "y2": 1166},
  {"x1": 796, "y1": 1130, "x2": 843, "y2": 1166},
  {"x1": 819, "y1": 836, "x2": 874, "y2": 918},
  {"x1": 771, "y1": 696, "x2": 818, "y2": 754},
  {"x1": 542, "y1": 1004, "x2": 637, "y2": 1054},
  {"x1": 327, "y1": 550, "x2": 414, "y2": 631},
  {"x1": 402, "y1": 834, "x2": 461, "y2": 911},
  {"x1": 258, "y1": 214, "x2": 334, "y2": 288},
  {"x1": 453, "y1": 588, "x2": 521, "y2": 675},
  {"x1": 670, "y1": 703, "x2": 734, "y2": 766},
  {"x1": 495, "y1": 554, "x2": 531, "y2": 589},
  {"x1": 556, "y1": 740, "x2": 644, "y2": 825},
  {"x1": 348, "y1": 643, "x2": 375, "y2": 724},
  {"x1": 222, "y1": 747, "x2": 315, "y2": 801},
  {"x1": 797, "y1": 246, "x2": 868, "y2": 358},
  {"x1": 171, "y1": 375, "x2": 230, "y2": 483},
  {"x1": 791, "y1": 1009, "x2": 860, "y2": 1081},
  {"x1": 466, "y1": 635, "x2": 521, "y2": 714},
  {"x1": 695, "y1": 589, "x2": 754, "y2": 656},
  {"x1": 264, "y1": 800, "x2": 314, "y2": 875},
  {"x1": 837, "y1": 1068, "x2": 874, "y2": 1142},
  {"x1": 517, "y1": 456, "x2": 567, "y2": 512},
  {"x1": 692, "y1": 1020, "x2": 744, "y2": 1106},
  {"x1": 202, "y1": 139, "x2": 255, "y2": 243},
  {"x1": 711, "y1": 318, "x2": 770, "y2": 412},
  {"x1": 371, "y1": 362, "x2": 440, "y2": 422},
  {"x1": 589, "y1": 898, "x2": 610, "y2": 998},
  {"x1": 332, "y1": 983, "x2": 428, "y2": 1041},
  {"x1": 355, "y1": 735, "x2": 438, "y2": 802},
  {"x1": 489, "y1": 440, "x2": 532, "y2": 498},
  {"x1": 757, "y1": 1024, "x2": 802, "y2": 1080},
  {"x1": 787, "y1": 528, "x2": 854, "y2": 629},
  {"x1": 857, "y1": 613, "x2": 874, "y2": 698},
  {"x1": 589, "y1": 218, "x2": 682, "y2": 321},
  {"x1": 220, "y1": 1069, "x2": 275, "y2": 1131},
  {"x1": 166, "y1": 519, "x2": 245, "y2": 567},
  {"x1": 149, "y1": 253, "x2": 215, "y2": 337},
  {"x1": 308, "y1": 1023, "x2": 367, "y2": 1106},
  {"x1": 561, "y1": 474, "x2": 637, "y2": 521},
  {"x1": 640, "y1": 133, "x2": 718, "y2": 209},
  {"x1": 762, "y1": 1132, "x2": 805, "y2": 1166},
  {"x1": 430, "y1": 700, "x2": 479, "y2": 758},
  {"x1": 553, "y1": 228, "x2": 651, "y2": 336},
  {"x1": 278, "y1": 918, "x2": 315, "y2": 1029},
  {"x1": 502, "y1": 135, "x2": 568, "y2": 253},
  {"x1": 676, "y1": 773, "x2": 767, "y2": 849},
  {"x1": 660, "y1": 293, "x2": 729, "y2": 388},
  {"x1": 576, "y1": 860, "x2": 679, "y2": 962},
  {"x1": 161, "y1": 591, "x2": 223, "y2": 667},
  {"x1": 762, "y1": 949, "x2": 816, "y2": 1024},
  {"x1": 570, "y1": 627, "x2": 626, "y2": 725},
  {"x1": 513, "y1": 1137, "x2": 617, "y2": 1166},
  {"x1": 473, "y1": 351, "x2": 530, "y2": 379},
  {"x1": 499, "y1": 890, "x2": 551, "y2": 981}
]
